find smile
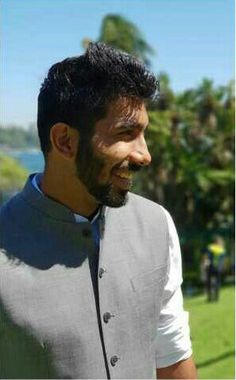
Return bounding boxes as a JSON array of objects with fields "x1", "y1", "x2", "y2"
[
  {"x1": 112, "y1": 171, "x2": 133, "y2": 190},
  {"x1": 115, "y1": 172, "x2": 133, "y2": 180}
]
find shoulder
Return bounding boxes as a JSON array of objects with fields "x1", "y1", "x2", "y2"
[
  {"x1": 0, "y1": 192, "x2": 26, "y2": 247},
  {"x1": 126, "y1": 193, "x2": 180, "y2": 249},
  {"x1": 0, "y1": 192, "x2": 23, "y2": 223},
  {"x1": 126, "y1": 192, "x2": 174, "y2": 229},
  {"x1": 126, "y1": 192, "x2": 165, "y2": 216},
  {"x1": 107, "y1": 192, "x2": 172, "y2": 241},
  {"x1": 0, "y1": 175, "x2": 38, "y2": 227}
]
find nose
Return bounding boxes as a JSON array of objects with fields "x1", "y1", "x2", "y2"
[{"x1": 128, "y1": 136, "x2": 152, "y2": 167}]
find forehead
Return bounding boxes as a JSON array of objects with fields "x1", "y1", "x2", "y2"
[
  {"x1": 95, "y1": 97, "x2": 149, "y2": 133},
  {"x1": 109, "y1": 97, "x2": 148, "y2": 125}
]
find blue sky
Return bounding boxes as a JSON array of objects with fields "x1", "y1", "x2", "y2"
[{"x1": 1, "y1": 0, "x2": 234, "y2": 126}]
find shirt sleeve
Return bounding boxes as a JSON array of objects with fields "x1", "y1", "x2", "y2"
[{"x1": 155, "y1": 207, "x2": 193, "y2": 368}]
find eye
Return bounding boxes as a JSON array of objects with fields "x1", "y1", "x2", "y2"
[
  {"x1": 117, "y1": 129, "x2": 134, "y2": 136},
  {"x1": 116, "y1": 130, "x2": 135, "y2": 141}
]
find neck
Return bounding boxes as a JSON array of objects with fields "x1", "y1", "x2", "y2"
[{"x1": 40, "y1": 164, "x2": 99, "y2": 217}]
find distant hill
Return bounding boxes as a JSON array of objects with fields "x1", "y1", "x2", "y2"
[{"x1": 0, "y1": 126, "x2": 39, "y2": 149}]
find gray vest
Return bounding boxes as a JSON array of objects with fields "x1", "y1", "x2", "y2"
[{"x1": 0, "y1": 177, "x2": 169, "y2": 379}]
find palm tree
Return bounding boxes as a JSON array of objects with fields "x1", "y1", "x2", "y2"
[
  {"x1": 98, "y1": 14, "x2": 154, "y2": 66},
  {"x1": 156, "y1": 72, "x2": 175, "y2": 110},
  {"x1": 196, "y1": 78, "x2": 219, "y2": 128}
]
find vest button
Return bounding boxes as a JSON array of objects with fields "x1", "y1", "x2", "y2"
[
  {"x1": 110, "y1": 355, "x2": 119, "y2": 366},
  {"x1": 103, "y1": 312, "x2": 113, "y2": 323},
  {"x1": 99, "y1": 267, "x2": 106, "y2": 278}
]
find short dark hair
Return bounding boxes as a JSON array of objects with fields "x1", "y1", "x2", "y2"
[{"x1": 37, "y1": 42, "x2": 159, "y2": 155}]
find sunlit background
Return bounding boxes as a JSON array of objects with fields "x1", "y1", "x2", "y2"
[{"x1": 0, "y1": 0, "x2": 234, "y2": 378}]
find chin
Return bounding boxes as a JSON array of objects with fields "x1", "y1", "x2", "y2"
[
  {"x1": 105, "y1": 194, "x2": 128, "y2": 208},
  {"x1": 97, "y1": 188, "x2": 129, "y2": 208}
]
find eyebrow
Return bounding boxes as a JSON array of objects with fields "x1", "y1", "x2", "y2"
[{"x1": 116, "y1": 120, "x2": 149, "y2": 130}]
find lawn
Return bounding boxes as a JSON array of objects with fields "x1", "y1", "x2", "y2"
[{"x1": 184, "y1": 285, "x2": 235, "y2": 379}]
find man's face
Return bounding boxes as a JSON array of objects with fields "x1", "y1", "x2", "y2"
[{"x1": 76, "y1": 97, "x2": 151, "y2": 208}]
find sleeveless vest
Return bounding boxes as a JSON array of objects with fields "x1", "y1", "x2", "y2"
[{"x1": 0, "y1": 176, "x2": 169, "y2": 379}]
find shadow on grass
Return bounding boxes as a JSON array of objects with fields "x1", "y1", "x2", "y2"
[{"x1": 197, "y1": 350, "x2": 235, "y2": 368}]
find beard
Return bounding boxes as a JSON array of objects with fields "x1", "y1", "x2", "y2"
[{"x1": 75, "y1": 137, "x2": 141, "y2": 208}]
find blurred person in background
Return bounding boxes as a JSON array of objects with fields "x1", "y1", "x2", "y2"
[
  {"x1": 202, "y1": 235, "x2": 226, "y2": 301},
  {"x1": 0, "y1": 43, "x2": 197, "y2": 379}
]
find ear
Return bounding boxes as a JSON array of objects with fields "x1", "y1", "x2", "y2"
[{"x1": 50, "y1": 123, "x2": 78, "y2": 159}]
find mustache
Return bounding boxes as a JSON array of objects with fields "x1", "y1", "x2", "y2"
[
  {"x1": 128, "y1": 163, "x2": 142, "y2": 172},
  {"x1": 114, "y1": 162, "x2": 142, "y2": 173}
]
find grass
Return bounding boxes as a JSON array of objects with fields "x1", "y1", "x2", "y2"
[{"x1": 184, "y1": 285, "x2": 235, "y2": 379}]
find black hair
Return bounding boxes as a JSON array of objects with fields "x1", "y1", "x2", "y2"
[{"x1": 37, "y1": 42, "x2": 159, "y2": 155}]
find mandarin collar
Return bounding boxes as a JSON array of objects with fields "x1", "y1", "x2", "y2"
[{"x1": 21, "y1": 174, "x2": 106, "y2": 224}]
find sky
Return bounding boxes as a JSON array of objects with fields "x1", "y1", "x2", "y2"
[{"x1": 1, "y1": 0, "x2": 234, "y2": 127}]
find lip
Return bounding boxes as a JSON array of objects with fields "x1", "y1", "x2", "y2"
[{"x1": 112, "y1": 173, "x2": 133, "y2": 190}]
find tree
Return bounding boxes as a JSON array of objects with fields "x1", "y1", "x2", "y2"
[
  {"x1": 133, "y1": 79, "x2": 234, "y2": 281},
  {"x1": 97, "y1": 14, "x2": 154, "y2": 66},
  {"x1": 155, "y1": 72, "x2": 175, "y2": 110}
]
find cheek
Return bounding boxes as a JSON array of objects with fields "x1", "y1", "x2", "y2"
[
  {"x1": 94, "y1": 139, "x2": 133, "y2": 179},
  {"x1": 96, "y1": 147, "x2": 124, "y2": 181},
  {"x1": 93, "y1": 134, "x2": 131, "y2": 161},
  {"x1": 97, "y1": 145, "x2": 122, "y2": 164},
  {"x1": 100, "y1": 142, "x2": 130, "y2": 160}
]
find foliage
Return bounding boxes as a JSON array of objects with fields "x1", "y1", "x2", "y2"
[
  {"x1": 0, "y1": 154, "x2": 28, "y2": 203},
  {"x1": 98, "y1": 14, "x2": 154, "y2": 66},
  {"x1": 184, "y1": 286, "x2": 235, "y2": 379},
  {"x1": 133, "y1": 77, "x2": 234, "y2": 274},
  {"x1": 0, "y1": 124, "x2": 39, "y2": 149}
]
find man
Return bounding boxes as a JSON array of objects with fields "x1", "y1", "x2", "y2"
[
  {"x1": 0, "y1": 43, "x2": 197, "y2": 379},
  {"x1": 203, "y1": 235, "x2": 226, "y2": 301}
]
